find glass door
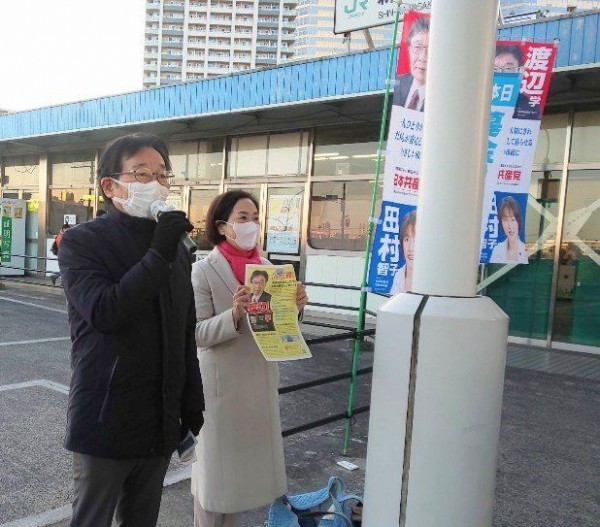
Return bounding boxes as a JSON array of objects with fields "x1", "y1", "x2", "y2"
[
  {"x1": 481, "y1": 170, "x2": 561, "y2": 342},
  {"x1": 552, "y1": 170, "x2": 600, "y2": 347}
]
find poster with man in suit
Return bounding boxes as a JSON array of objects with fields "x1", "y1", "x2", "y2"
[{"x1": 245, "y1": 264, "x2": 312, "y2": 361}]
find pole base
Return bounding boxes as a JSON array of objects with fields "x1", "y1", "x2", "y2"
[{"x1": 363, "y1": 293, "x2": 508, "y2": 527}]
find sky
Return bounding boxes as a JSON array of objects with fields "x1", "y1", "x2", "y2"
[{"x1": 0, "y1": 0, "x2": 146, "y2": 112}]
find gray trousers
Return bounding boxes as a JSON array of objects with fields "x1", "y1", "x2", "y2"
[{"x1": 70, "y1": 452, "x2": 171, "y2": 527}]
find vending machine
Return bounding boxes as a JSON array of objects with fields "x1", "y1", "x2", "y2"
[{"x1": 0, "y1": 198, "x2": 27, "y2": 276}]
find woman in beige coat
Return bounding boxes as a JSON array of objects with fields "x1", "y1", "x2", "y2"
[{"x1": 191, "y1": 190, "x2": 308, "y2": 527}]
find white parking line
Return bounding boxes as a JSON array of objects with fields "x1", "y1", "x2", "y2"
[
  {"x1": 0, "y1": 467, "x2": 193, "y2": 527},
  {"x1": 0, "y1": 337, "x2": 71, "y2": 347},
  {"x1": 0, "y1": 380, "x2": 70, "y2": 395},
  {"x1": 0, "y1": 296, "x2": 67, "y2": 315}
]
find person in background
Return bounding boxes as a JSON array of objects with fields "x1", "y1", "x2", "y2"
[
  {"x1": 390, "y1": 210, "x2": 416, "y2": 295},
  {"x1": 190, "y1": 190, "x2": 308, "y2": 527},
  {"x1": 58, "y1": 133, "x2": 205, "y2": 527}
]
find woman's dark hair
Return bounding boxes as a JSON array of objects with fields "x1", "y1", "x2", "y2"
[
  {"x1": 498, "y1": 196, "x2": 523, "y2": 231},
  {"x1": 205, "y1": 190, "x2": 259, "y2": 246},
  {"x1": 250, "y1": 270, "x2": 269, "y2": 282},
  {"x1": 97, "y1": 133, "x2": 171, "y2": 203}
]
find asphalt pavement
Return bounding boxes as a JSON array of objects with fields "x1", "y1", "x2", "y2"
[{"x1": 0, "y1": 279, "x2": 598, "y2": 527}]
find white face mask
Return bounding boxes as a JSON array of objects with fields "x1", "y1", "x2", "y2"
[
  {"x1": 111, "y1": 179, "x2": 169, "y2": 219},
  {"x1": 225, "y1": 221, "x2": 259, "y2": 251}
]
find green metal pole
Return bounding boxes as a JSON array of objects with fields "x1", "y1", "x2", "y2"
[{"x1": 342, "y1": 3, "x2": 403, "y2": 456}]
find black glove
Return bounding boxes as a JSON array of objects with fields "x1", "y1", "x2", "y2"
[
  {"x1": 181, "y1": 411, "x2": 204, "y2": 439},
  {"x1": 151, "y1": 211, "x2": 193, "y2": 262}
]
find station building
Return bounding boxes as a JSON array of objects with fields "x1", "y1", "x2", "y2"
[{"x1": 1, "y1": 9, "x2": 599, "y2": 353}]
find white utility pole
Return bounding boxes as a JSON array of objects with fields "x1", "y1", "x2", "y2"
[{"x1": 362, "y1": 1, "x2": 509, "y2": 526}]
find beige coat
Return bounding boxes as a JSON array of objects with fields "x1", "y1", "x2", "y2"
[{"x1": 190, "y1": 247, "x2": 287, "y2": 514}]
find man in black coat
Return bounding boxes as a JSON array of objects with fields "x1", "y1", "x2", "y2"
[
  {"x1": 58, "y1": 133, "x2": 204, "y2": 527},
  {"x1": 393, "y1": 17, "x2": 429, "y2": 112}
]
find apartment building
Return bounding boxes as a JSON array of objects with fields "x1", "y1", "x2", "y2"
[
  {"x1": 144, "y1": 0, "x2": 296, "y2": 87},
  {"x1": 294, "y1": 0, "x2": 392, "y2": 60}
]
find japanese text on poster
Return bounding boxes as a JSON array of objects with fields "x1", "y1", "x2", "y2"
[{"x1": 367, "y1": 11, "x2": 556, "y2": 294}]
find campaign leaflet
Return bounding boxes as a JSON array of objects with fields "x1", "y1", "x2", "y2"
[
  {"x1": 367, "y1": 9, "x2": 556, "y2": 295},
  {"x1": 244, "y1": 264, "x2": 312, "y2": 362}
]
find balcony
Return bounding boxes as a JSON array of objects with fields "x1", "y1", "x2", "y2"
[
  {"x1": 145, "y1": 27, "x2": 159, "y2": 34},
  {"x1": 187, "y1": 40, "x2": 206, "y2": 49},
  {"x1": 162, "y1": 52, "x2": 183, "y2": 60},
  {"x1": 257, "y1": 20, "x2": 279, "y2": 29},
  {"x1": 145, "y1": 39, "x2": 160, "y2": 46},
  {"x1": 256, "y1": 56, "x2": 277, "y2": 65},
  {"x1": 207, "y1": 44, "x2": 232, "y2": 52},
  {"x1": 163, "y1": 29, "x2": 184, "y2": 36},
  {"x1": 281, "y1": 33, "x2": 295, "y2": 41},
  {"x1": 161, "y1": 40, "x2": 183, "y2": 48},
  {"x1": 257, "y1": 31, "x2": 277, "y2": 38},
  {"x1": 163, "y1": 3, "x2": 185, "y2": 11},
  {"x1": 146, "y1": 1, "x2": 160, "y2": 9},
  {"x1": 256, "y1": 43, "x2": 277, "y2": 52},
  {"x1": 234, "y1": 18, "x2": 253, "y2": 26},
  {"x1": 161, "y1": 65, "x2": 183, "y2": 72}
]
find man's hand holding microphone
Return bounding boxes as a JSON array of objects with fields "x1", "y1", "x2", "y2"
[{"x1": 150, "y1": 201, "x2": 197, "y2": 261}]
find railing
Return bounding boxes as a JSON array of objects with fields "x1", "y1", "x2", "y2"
[
  {"x1": 1, "y1": 253, "x2": 376, "y2": 451},
  {"x1": 278, "y1": 283, "x2": 376, "y2": 444}
]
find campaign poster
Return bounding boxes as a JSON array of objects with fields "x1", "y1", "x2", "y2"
[
  {"x1": 266, "y1": 194, "x2": 302, "y2": 254},
  {"x1": 480, "y1": 41, "x2": 557, "y2": 264},
  {"x1": 368, "y1": 10, "x2": 428, "y2": 295},
  {"x1": 367, "y1": 9, "x2": 556, "y2": 294},
  {"x1": 245, "y1": 264, "x2": 312, "y2": 362}
]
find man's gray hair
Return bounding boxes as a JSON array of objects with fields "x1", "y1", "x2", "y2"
[{"x1": 407, "y1": 17, "x2": 430, "y2": 46}]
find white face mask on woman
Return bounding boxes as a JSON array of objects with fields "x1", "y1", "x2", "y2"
[
  {"x1": 111, "y1": 179, "x2": 169, "y2": 219},
  {"x1": 225, "y1": 221, "x2": 259, "y2": 250}
]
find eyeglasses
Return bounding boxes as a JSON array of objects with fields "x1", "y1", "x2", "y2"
[
  {"x1": 409, "y1": 44, "x2": 428, "y2": 56},
  {"x1": 109, "y1": 167, "x2": 175, "y2": 186}
]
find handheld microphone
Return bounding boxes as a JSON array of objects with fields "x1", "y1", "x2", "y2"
[{"x1": 150, "y1": 201, "x2": 198, "y2": 254}]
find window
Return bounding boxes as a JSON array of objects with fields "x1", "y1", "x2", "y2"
[
  {"x1": 169, "y1": 139, "x2": 224, "y2": 181},
  {"x1": 2, "y1": 155, "x2": 39, "y2": 187},
  {"x1": 189, "y1": 189, "x2": 220, "y2": 250},
  {"x1": 48, "y1": 188, "x2": 94, "y2": 235},
  {"x1": 228, "y1": 132, "x2": 309, "y2": 179},
  {"x1": 571, "y1": 111, "x2": 600, "y2": 164},
  {"x1": 50, "y1": 152, "x2": 95, "y2": 186},
  {"x1": 534, "y1": 112, "x2": 568, "y2": 165},
  {"x1": 314, "y1": 123, "x2": 382, "y2": 177},
  {"x1": 309, "y1": 181, "x2": 379, "y2": 251}
]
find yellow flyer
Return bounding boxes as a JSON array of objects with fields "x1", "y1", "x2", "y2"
[{"x1": 245, "y1": 264, "x2": 312, "y2": 362}]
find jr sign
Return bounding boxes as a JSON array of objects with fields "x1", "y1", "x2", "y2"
[{"x1": 334, "y1": 0, "x2": 432, "y2": 34}]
